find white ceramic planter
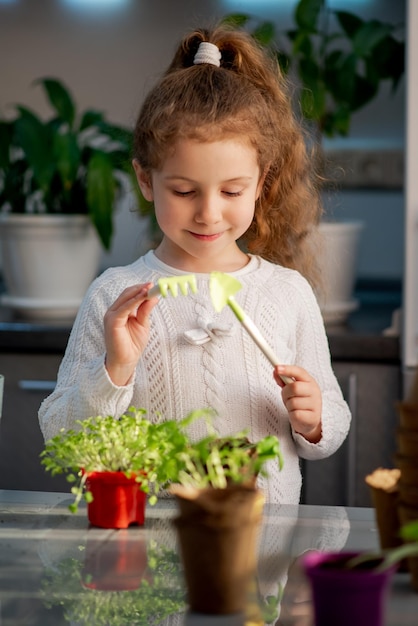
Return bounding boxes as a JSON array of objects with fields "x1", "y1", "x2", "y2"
[
  {"x1": 0, "y1": 214, "x2": 102, "y2": 321},
  {"x1": 316, "y1": 221, "x2": 364, "y2": 325}
]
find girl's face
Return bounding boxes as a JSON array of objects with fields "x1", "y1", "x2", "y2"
[{"x1": 133, "y1": 138, "x2": 263, "y2": 273}]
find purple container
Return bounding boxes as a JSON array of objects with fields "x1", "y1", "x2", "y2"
[{"x1": 301, "y1": 551, "x2": 396, "y2": 626}]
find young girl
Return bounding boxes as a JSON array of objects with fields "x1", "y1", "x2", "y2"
[{"x1": 39, "y1": 25, "x2": 351, "y2": 505}]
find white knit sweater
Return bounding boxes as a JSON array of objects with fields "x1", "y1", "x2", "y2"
[{"x1": 39, "y1": 252, "x2": 351, "y2": 504}]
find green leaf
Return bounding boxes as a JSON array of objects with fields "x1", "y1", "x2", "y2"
[
  {"x1": 334, "y1": 10, "x2": 363, "y2": 40},
  {"x1": 97, "y1": 122, "x2": 133, "y2": 150},
  {"x1": 0, "y1": 156, "x2": 28, "y2": 212},
  {"x1": 79, "y1": 109, "x2": 105, "y2": 132},
  {"x1": 292, "y1": 31, "x2": 314, "y2": 58},
  {"x1": 276, "y1": 50, "x2": 290, "y2": 74},
  {"x1": 329, "y1": 53, "x2": 357, "y2": 103},
  {"x1": 294, "y1": 0, "x2": 324, "y2": 32},
  {"x1": 252, "y1": 21, "x2": 275, "y2": 46},
  {"x1": 36, "y1": 78, "x2": 76, "y2": 129},
  {"x1": 86, "y1": 150, "x2": 116, "y2": 249},
  {"x1": 370, "y1": 35, "x2": 405, "y2": 88},
  {"x1": 221, "y1": 13, "x2": 250, "y2": 29},
  {"x1": 350, "y1": 74, "x2": 379, "y2": 111},
  {"x1": 400, "y1": 520, "x2": 418, "y2": 542},
  {"x1": 322, "y1": 107, "x2": 351, "y2": 137},
  {"x1": 14, "y1": 106, "x2": 55, "y2": 193},
  {"x1": 53, "y1": 130, "x2": 80, "y2": 194},
  {"x1": 352, "y1": 20, "x2": 392, "y2": 58},
  {"x1": 0, "y1": 121, "x2": 13, "y2": 169}
]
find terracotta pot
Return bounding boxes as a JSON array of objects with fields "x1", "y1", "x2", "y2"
[
  {"x1": 368, "y1": 485, "x2": 402, "y2": 551},
  {"x1": 397, "y1": 403, "x2": 418, "y2": 431},
  {"x1": 82, "y1": 530, "x2": 148, "y2": 590},
  {"x1": 394, "y1": 455, "x2": 418, "y2": 487},
  {"x1": 85, "y1": 471, "x2": 146, "y2": 529},
  {"x1": 301, "y1": 551, "x2": 397, "y2": 626},
  {"x1": 397, "y1": 428, "x2": 418, "y2": 457},
  {"x1": 172, "y1": 484, "x2": 265, "y2": 615},
  {"x1": 398, "y1": 483, "x2": 418, "y2": 508}
]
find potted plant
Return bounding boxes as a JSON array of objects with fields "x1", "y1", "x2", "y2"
[
  {"x1": 301, "y1": 520, "x2": 418, "y2": 626},
  {"x1": 223, "y1": 0, "x2": 404, "y2": 139},
  {"x1": 0, "y1": 77, "x2": 140, "y2": 320},
  {"x1": 41, "y1": 536, "x2": 186, "y2": 625},
  {"x1": 168, "y1": 425, "x2": 283, "y2": 616},
  {"x1": 40, "y1": 406, "x2": 208, "y2": 528},
  {"x1": 222, "y1": 0, "x2": 405, "y2": 322}
]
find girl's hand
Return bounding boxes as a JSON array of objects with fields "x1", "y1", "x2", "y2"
[
  {"x1": 273, "y1": 365, "x2": 322, "y2": 443},
  {"x1": 104, "y1": 283, "x2": 159, "y2": 386}
]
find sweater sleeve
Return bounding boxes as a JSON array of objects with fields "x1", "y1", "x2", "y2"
[
  {"x1": 285, "y1": 274, "x2": 351, "y2": 461},
  {"x1": 38, "y1": 275, "x2": 136, "y2": 442}
]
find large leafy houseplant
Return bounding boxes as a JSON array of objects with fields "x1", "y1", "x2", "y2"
[
  {"x1": 0, "y1": 77, "x2": 139, "y2": 249},
  {"x1": 223, "y1": 0, "x2": 405, "y2": 323},
  {"x1": 223, "y1": 0, "x2": 405, "y2": 138}
]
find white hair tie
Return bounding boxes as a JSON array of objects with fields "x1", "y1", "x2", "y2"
[{"x1": 193, "y1": 41, "x2": 221, "y2": 67}]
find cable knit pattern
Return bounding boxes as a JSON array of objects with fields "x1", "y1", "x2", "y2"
[{"x1": 38, "y1": 252, "x2": 351, "y2": 504}]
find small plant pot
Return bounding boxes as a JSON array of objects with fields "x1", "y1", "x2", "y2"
[
  {"x1": 397, "y1": 402, "x2": 418, "y2": 431},
  {"x1": 172, "y1": 484, "x2": 265, "y2": 615},
  {"x1": 85, "y1": 471, "x2": 146, "y2": 529},
  {"x1": 368, "y1": 485, "x2": 402, "y2": 551},
  {"x1": 301, "y1": 551, "x2": 397, "y2": 626},
  {"x1": 397, "y1": 428, "x2": 418, "y2": 457},
  {"x1": 82, "y1": 530, "x2": 148, "y2": 590},
  {"x1": 398, "y1": 483, "x2": 418, "y2": 508},
  {"x1": 394, "y1": 454, "x2": 418, "y2": 487}
]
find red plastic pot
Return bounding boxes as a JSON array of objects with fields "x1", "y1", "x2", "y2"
[
  {"x1": 85, "y1": 471, "x2": 146, "y2": 529},
  {"x1": 301, "y1": 551, "x2": 396, "y2": 626}
]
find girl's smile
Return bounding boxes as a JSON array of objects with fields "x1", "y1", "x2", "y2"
[
  {"x1": 133, "y1": 138, "x2": 263, "y2": 273},
  {"x1": 189, "y1": 231, "x2": 224, "y2": 241}
]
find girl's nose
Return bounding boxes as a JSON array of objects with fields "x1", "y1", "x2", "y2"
[{"x1": 194, "y1": 195, "x2": 222, "y2": 225}]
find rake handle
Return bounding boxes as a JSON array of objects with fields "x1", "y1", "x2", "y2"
[{"x1": 227, "y1": 297, "x2": 293, "y2": 385}]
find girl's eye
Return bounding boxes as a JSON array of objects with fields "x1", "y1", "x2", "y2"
[
  {"x1": 223, "y1": 191, "x2": 243, "y2": 197},
  {"x1": 173, "y1": 190, "x2": 193, "y2": 197}
]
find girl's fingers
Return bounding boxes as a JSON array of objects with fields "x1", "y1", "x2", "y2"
[
  {"x1": 108, "y1": 283, "x2": 154, "y2": 313},
  {"x1": 274, "y1": 364, "x2": 313, "y2": 383}
]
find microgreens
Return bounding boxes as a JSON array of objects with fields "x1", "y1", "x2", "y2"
[
  {"x1": 41, "y1": 406, "x2": 283, "y2": 513},
  {"x1": 40, "y1": 407, "x2": 210, "y2": 513},
  {"x1": 175, "y1": 431, "x2": 283, "y2": 491}
]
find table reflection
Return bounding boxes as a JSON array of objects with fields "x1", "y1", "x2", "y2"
[
  {"x1": 8, "y1": 494, "x2": 350, "y2": 626},
  {"x1": 0, "y1": 492, "x2": 352, "y2": 626}
]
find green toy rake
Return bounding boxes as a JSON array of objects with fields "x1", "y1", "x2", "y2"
[{"x1": 209, "y1": 272, "x2": 293, "y2": 384}]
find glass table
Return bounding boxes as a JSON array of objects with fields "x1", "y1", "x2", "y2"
[{"x1": 0, "y1": 490, "x2": 416, "y2": 625}]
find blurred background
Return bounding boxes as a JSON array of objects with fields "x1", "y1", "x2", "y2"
[{"x1": 0, "y1": 0, "x2": 406, "y2": 282}]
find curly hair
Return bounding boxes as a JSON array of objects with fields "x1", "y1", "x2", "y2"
[{"x1": 133, "y1": 25, "x2": 323, "y2": 288}]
